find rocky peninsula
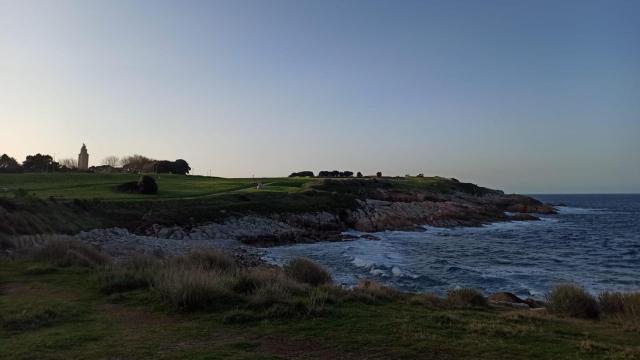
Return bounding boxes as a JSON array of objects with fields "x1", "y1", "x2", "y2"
[{"x1": 1, "y1": 176, "x2": 555, "y2": 259}]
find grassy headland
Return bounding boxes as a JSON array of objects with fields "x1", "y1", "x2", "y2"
[{"x1": 0, "y1": 173, "x2": 516, "y2": 237}]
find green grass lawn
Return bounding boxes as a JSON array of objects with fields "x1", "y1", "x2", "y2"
[
  {"x1": 0, "y1": 173, "x2": 314, "y2": 200},
  {"x1": 1, "y1": 260, "x2": 639, "y2": 360}
]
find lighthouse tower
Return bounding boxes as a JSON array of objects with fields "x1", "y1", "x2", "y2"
[{"x1": 78, "y1": 144, "x2": 89, "y2": 170}]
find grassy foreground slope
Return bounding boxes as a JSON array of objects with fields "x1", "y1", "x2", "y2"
[{"x1": 1, "y1": 260, "x2": 639, "y2": 360}]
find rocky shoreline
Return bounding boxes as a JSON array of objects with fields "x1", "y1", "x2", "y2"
[{"x1": 72, "y1": 190, "x2": 555, "y2": 264}]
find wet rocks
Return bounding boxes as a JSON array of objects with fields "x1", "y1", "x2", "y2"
[
  {"x1": 508, "y1": 213, "x2": 539, "y2": 221},
  {"x1": 488, "y1": 292, "x2": 545, "y2": 309}
]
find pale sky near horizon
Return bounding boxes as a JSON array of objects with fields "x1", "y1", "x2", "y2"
[{"x1": 1, "y1": 0, "x2": 639, "y2": 194}]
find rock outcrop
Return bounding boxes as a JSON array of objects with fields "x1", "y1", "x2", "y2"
[{"x1": 75, "y1": 179, "x2": 556, "y2": 248}]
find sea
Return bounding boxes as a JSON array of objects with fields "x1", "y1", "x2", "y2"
[{"x1": 262, "y1": 194, "x2": 640, "y2": 298}]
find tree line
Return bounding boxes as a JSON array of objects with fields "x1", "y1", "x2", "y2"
[
  {"x1": 289, "y1": 170, "x2": 384, "y2": 178},
  {"x1": 0, "y1": 153, "x2": 190, "y2": 175}
]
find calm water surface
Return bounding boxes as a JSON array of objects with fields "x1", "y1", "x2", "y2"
[{"x1": 262, "y1": 194, "x2": 640, "y2": 298}]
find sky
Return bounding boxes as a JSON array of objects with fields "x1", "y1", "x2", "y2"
[{"x1": 1, "y1": 0, "x2": 639, "y2": 194}]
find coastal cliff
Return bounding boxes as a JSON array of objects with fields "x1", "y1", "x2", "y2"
[{"x1": 0, "y1": 177, "x2": 555, "y2": 250}]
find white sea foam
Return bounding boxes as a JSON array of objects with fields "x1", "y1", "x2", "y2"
[
  {"x1": 352, "y1": 257, "x2": 374, "y2": 269},
  {"x1": 556, "y1": 206, "x2": 607, "y2": 215},
  {"x1": 391, "y1": 266, "x2": 403, "y2": 277}
]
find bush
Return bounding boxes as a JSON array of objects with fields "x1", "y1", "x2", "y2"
[
  {"x1": 284, "y1": 258, "x2": 332, "y2": 286},
  {"x1": 546, "y1": 284, "x2": 600, "y2": 319},
  {"x1": 599, "y1": 291, "x2": 626, "y2": 315},
  {"x1": 248, "y1": 281, "x2": 295, "y2": 309},
  {"x1": 138, "y1": 175, "x2": 158, "y2": 194},
  {"x1": 599, "y1": 291, "x2": 640, "y2": 324},
  {"x1": 446, "y1": 288, "x2": 488, "y2": 308},
  {"x1": 114, "y1": 175, "x2": 158, "y2": 195},
  {"x1": 153, "y1": 266, "x2": 240, "y2": 311},
  {"x1": 30, "y1": 237, "x2": 110, "y2": 268}
]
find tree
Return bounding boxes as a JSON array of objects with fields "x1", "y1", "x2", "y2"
[
  {"x1": 171, "y1": 159, "x2": 191, "y2": 175},
  {"x1": 289, "y1": 171, "x2": 314, "y2": 177},
  {"x1": 0, "y1": 154, "x2": 21, "y2": 173},
  {"x1": 102, "y1": 156, "x2": 120, "y2": 167},
  {"x1": 59, "y1": 158, "x2": 77, "y2": 169},
  {"x1": 155, "y1": 160, "x2": 173, "y2": 173},
  {"x1": 121, "y1": 154, "x2": 154, "y2": 171},
  {"x1": 356, "y1": 171, "x2": 363, "y2": 178},
  {"x1": 22, "y1": 154, "x2": 60, "y2": 172},
  {"x1": 376, "y1": 171, "x2": 382, "y2": 177}
]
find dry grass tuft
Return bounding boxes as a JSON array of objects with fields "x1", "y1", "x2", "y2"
[
  {"x1": 284, "y1": 258, "x2": 332, "y2": 286},
  {"x1": 446, "y1": 288, "x2": 488, "y2": 308},
  {"x1": 599, "y1": 291, "x2": 640, "y2": 330},
  {"x1": 99, "y1": 254, "x2": 160, "y2": 294},
  {"x1": 345, "y1": 279, "x2": 402, "y2": 303},
  {"x1": 182, "y1": 249, "x2": 237, "y2": 273},
  {"x1": 407, "y1": 293, "x2": 443, "y2": 308},
  {"x1": 153, "y1": 265, "x2": 240, "y2": 311},
  {"x1": 546, "y1": 284, "x2": 600, "y2": 319},
  {"x1": 29, "y1": 236, "x2": 110, "y2": 268}
]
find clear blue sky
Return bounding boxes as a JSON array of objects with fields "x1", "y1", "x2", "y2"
[{"x1": 1, "y1": 0, "x2": 638, "y2": 193}]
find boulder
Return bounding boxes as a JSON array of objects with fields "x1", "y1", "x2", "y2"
[{"x1": 488, "y1": 292, "x2": 529, "y2": 307}]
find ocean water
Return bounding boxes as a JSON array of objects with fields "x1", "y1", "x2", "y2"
[{"x1": 262, "y1": 194, "x2": 640, "y2": 298}]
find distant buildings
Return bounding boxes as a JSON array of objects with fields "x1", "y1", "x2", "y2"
[{"x1": 78, "y1": 144, "x2": 89, "y2": 170}]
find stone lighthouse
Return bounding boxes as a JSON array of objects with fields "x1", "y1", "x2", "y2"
[{"x1": 78, "y1": 143, "x2": 89, "y2": 170}]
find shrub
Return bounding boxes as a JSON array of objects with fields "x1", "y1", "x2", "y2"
[
  {"x1": 546, "y1": 284, "x2": 600, "y2": 319},
  {"x1": 599, "y1": 291, "x2": 640, "y2": 324},
  {"x1": 284, "y1": 258, "x2": 332, "y2": 286},
  {"x1": 599, "y1": 291, "x2": 626, "y2": 315},
  {"x1": 446, "y1": 288, "x2": 488, "y2": 308},
  {"x1": 248, "y1": 281, "x2": 295, "y2": 309},
  {"x1": 114, "y1": 175, "x2": 158, "y2": 194},
  {"x1": 137, "y1": 175, "x2": 158, "y2": 194},
  {"x1": 304, "y1": 288, "x2": 329, "y2": 315},
  {"x1": 153, "y1": 266, "x2": 239, "y2": 311},
  {"x1": 114, "y1": 181, "x2": 139, "y2": 193},
  {"x1": 30, "y1": 237, "x2": 110, "y2": 268}
]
